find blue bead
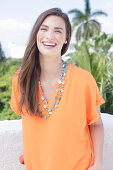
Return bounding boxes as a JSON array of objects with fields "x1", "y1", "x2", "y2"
[
  {"x1": 60, "y1": 89, "x2": 63, "y2": 92},
  {"x1": 63, "y1": 64, "x2": 65, "y2": 68},
  {"x1": 41, "y1": 96, "x2": 45, "y2": 100},
  {"x1": 61, "y1": 72, "x2": 64, "y2": 76},
  {"x1": 56, "y1": 89, "x2": 59, "y2": 92},
  {"x1": 39, "y1": 110, "x2": 42, "y2": 113},
  {"x1": 44, "y1": 115, "x2": 47, "y2": 119},
  {"x1": 62, "y1": 81, "x2": 65, "y2": 84},
  {"x1": 55, "y1": 96, "x2": 58, "y2": 99},
  {"x1": 53, "y1": 104, "x2": 55, "y2": 107},
  {"x1": 63, "y1": 73, "x2": 66, "y2": 76},
  {"x1": 43, "y1": 105, "x2": 47, "y2": 108}
]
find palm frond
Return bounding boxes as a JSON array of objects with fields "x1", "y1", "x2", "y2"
[
  {"x1": 72, "y1": 15, "x2": 86, "y2": 26},
  {"x1": 68, "y1": 9, "x2": 84, "y2": 16},
  {"x1": 89, "y1": 20, "x2": 101, "y2": 34},
  {"x1": 91, "y1": 10, "x2": 108, "y2": 17},
  {"x1": 72, "y1": 14, "x2": 86, "y2": 22}
]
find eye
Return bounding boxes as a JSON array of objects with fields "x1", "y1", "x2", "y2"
[
  {"x1": 40, "y1": 28, "x2": 47, "y2": 31},
  {"x1": 55, "y1": 30, "x2": 61, "y2": 33}
]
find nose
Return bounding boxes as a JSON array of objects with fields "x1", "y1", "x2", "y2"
[{"x1": 46, "y1": 30, "x2": 54, "y2": 39}]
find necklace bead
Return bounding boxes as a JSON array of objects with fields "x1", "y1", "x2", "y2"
[
  {"x1": 43, "y1": 105, "x2": 47, "y2": 109},
  {"x1": 44, "y1": 115, "x2": 47, "y2": 119},
  {"x1": 60, "y1": 89, "x2": 63, "y2": 92},
  {"x1": 38, "y1": 60, "x2": 68, "y2": 119},
  {"x1": 58, "y1": 80, "x2": 62, "y2": 84},
  {"x1": 41, "y1": 96, "x2": 45, "y2": 100}
]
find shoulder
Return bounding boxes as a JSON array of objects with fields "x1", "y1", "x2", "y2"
[
  {"x1": 12, "y1": 68, "x2": 20, "y2": 78},
  {"x1": 69, "y1": 63, "x2": 94, "y2": 83},
  {"x1": 12, "y1": 68, "x2": 21, "y2": 85}
]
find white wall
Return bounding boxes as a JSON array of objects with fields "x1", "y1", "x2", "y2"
[
  {"x1": 0, "y1": 120, "x2": 25, "y2": 170},
  {"x1": 0, "y1": 113, "x2": 113, "y2": 170},
  {"x1": 102, "y1": 113, "x2": 113, "y2": 169}
]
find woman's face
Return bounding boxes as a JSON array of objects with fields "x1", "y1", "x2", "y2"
[{"x1": 37, "y1": 15, "x2": 67, "y2": 58}]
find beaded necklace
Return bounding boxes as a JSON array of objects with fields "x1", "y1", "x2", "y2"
[{"x1": 38, "y1": 60, "x2": 68, "y2": 119}]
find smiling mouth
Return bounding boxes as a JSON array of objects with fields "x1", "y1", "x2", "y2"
[{"x1": 42, "y1": 42, "x2": 57, "y2": 48}]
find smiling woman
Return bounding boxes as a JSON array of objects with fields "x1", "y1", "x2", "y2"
[
  {"x1": 10, "y1": 8, "x2": 105, "y2": 170},
  {"x1": 37, "y1": 15, "x2": 67, "y2": 60}
]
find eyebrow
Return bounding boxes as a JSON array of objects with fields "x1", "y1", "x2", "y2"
[{"x1": 40, "y1": 24, "x2": 64, "y2": 31}]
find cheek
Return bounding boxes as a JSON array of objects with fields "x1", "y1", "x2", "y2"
[
  {"x1": 59, "y1": 37, "x2": 64, "y2": 46},
  {"x1": 37, "y1": 32, "x2": 44, "y2": 42},
  {"x1": 56, "y1": 33, "x2": 66, "y2": 44}
]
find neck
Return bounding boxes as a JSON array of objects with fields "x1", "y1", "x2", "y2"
[{"x1": 39, "y1": 55, "x2": 63, "y2": 82}]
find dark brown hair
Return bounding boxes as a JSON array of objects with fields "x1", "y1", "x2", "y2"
[{"x1": 18, "y1": 8, "x2": 72, "y2": 117}]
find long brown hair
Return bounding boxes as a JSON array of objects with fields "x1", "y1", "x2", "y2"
[{"x1": 18, "y1": 8, "x2": 72, "y2": 117}]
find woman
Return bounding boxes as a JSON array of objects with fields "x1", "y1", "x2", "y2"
[{"x1": 10, "y1": 8, "x2": 105, "y2": 170}]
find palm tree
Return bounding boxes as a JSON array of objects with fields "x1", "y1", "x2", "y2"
[{"x1": 68, "y1": 0, "x2": 107, "y2": 41}]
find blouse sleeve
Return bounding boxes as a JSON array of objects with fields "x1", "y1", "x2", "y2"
[
  {"x1": 10, "y1": 71, "x2": 22, "y2": 116},
  {"x1": 85, "y1": 72, "x2": 105, "y2": 125}
]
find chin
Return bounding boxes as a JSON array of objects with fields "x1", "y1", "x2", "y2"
[{"x1": 40, "y1": 51, "x2": 59, "y2": 57}]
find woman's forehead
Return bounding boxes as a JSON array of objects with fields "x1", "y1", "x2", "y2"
[{"x1": 41, "y1": 15, "x2": 66, "y2": 29}]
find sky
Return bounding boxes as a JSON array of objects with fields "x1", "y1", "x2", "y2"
[{"x1": 0, "y1": 0, "x2": 113, "y2": 58}]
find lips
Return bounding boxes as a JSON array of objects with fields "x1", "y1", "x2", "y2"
[{"x1": 42, "y1": 41, "x2": 57, "y2": 47}]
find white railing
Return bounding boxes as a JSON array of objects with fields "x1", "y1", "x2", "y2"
[{"x1": 0, "y1": 113, "x2": 113, "y2": 170}]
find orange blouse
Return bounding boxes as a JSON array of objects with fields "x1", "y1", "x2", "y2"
[{"x1": 10, "y1": 63, "x2": 105, "y2": 170}]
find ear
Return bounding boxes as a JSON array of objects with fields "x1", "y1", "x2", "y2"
[{"x1": 64, "y1": 40, "x2": 67, "y2": 44}]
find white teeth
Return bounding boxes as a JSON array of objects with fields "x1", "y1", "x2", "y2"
[{"x1": 43, "y1": 42, "x2": 56, "y2": 46}]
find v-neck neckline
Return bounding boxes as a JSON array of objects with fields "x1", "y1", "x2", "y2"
[
  {"x1": 39, "y1": 80, "x2": 59, "y2": 108},
  {"x1": 38, "y1": 63, "x2": 71, "y2": 110}
]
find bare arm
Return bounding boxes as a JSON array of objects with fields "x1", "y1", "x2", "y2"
[{"x1": 88, "y1": 106, "x2": 104, "y2": 169}]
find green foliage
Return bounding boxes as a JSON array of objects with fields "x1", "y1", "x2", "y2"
[
  {"x1": 0, "y1": 107, "x2": 21, "y2": 120},
  {"x1": 0, "y1": 58, "x2": 22, "y2": 120},
  {"x1": 67, "y1": 32, "x2": 113, "y2": 114},
  {"x1": 0, "y1": 42, "x2": 6, "y2": 62}
]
